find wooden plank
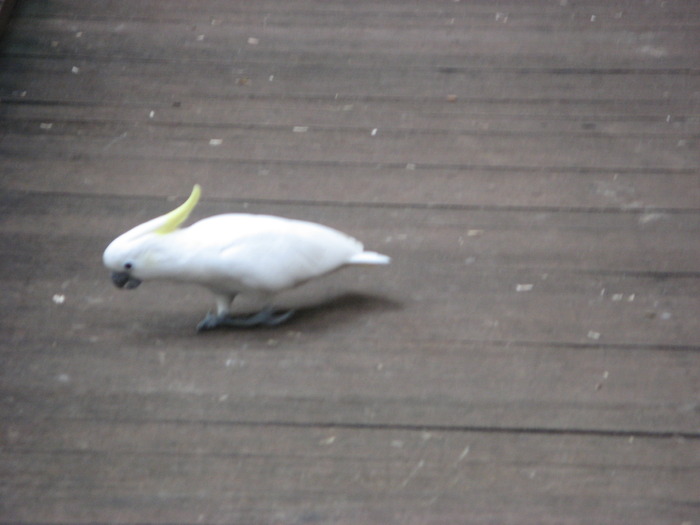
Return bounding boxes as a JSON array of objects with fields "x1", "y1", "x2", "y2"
[
  {"x1": 1, "y1": 192, "x2": 698, "y2": 435},
  {"x1": 2, "y1": 419, "x2": 698, "y2": 524},
  {"x1": 1, "y1": 0, "x2": 699, "y2": 523},
  {"x1": 1, "y1": 97, "x2": 696, "y2": 135},
  {"x1": 2, "y1": 340, "x2": 699, "y2": 434},
  {"x1": 1, "y1": 125, "x2": 695, "y2": 172},
  {"x1": 4, "y1": 157, "x2": 699, "y2": 210},
  {"x1": 2, "y1": 101, "x2": 696, "y2": 147},
  {"x1": 13, "y1": 0, "x2": 700, "y2": 30},
  {"x1": 4, "y1": 13, "x2": 700, "y2": 70},
  {"x1": 2, "y1": 55, "x2": 698, "y2": 104},
  {"x1": 2, "y1": 86, "x2": 697, "y2": 211},
  {"x1": 3, "y1": 4, "x2": 699, "y2": 103}
]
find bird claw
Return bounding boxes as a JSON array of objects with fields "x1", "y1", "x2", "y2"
[
  {"x1": 196, "y1": 308, "x2": 295, "y2": 332},
  {"x1": 196, "y1": 312, "x2": 222, "y2": 332}
]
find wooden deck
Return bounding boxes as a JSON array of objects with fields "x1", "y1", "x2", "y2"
[{"x1": 1, "y1": 1, "x2": 699, "y2": 523}]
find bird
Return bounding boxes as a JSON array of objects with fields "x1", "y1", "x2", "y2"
[{"x1": 103, "y1": 185, "x2": 390, "y2": 331}]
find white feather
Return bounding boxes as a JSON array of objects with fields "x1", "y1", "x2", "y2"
[
  {"x1": 104, "y1": 184, "x2": 390, "y2": 325},
  {"x1": 105, "y1": 213, "x2": 390, "y2": 298},
  {"x1": 348, "y1": 251, "x2": 391, "y2": 265}
]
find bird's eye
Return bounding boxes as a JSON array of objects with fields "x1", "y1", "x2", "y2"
[{"x1": 124, "y1": 262, "x2": 133, "y2": 270}]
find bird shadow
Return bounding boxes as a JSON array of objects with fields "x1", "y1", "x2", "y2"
[
  {"x1": 185, "y1": 291, "x2": 403, "y2": 337},
  {"x1": 283, "y1": 291, "x2": 403, "y2": 327},
  {"x1": 121, "y1": 289, "x2": 402, "y2": 341}
]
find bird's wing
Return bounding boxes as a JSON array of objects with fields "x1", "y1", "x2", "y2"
[{"x1": 185, "y1": 215, "x2": 363, "y2": 291}]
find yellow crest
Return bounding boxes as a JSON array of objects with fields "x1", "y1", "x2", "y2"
[{"x1": 155, "y1": 184, "x2": 201, "y2": 234}]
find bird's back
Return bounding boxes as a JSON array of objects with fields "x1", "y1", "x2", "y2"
[{"x1": 181, "y1": 214, "x2": 372, "y2": 292}]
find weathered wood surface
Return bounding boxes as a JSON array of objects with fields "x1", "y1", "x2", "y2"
[{"x1": 1, "y1": 1, "x2": 699, "y2": 524}]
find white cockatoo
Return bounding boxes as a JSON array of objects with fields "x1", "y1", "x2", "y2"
[{"x1": 103, "y1": 185, "x2": 390, "y2": 331}]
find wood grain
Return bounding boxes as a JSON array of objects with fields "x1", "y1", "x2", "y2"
[{"x1": 1, "y1": 0, "x2": 698, "y2": 523}]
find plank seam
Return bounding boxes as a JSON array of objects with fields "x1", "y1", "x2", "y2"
[
  {"x1": 5, "y1": 416, "x2": 698, "y2": 440},
  {"x1": 4, "y1": 189, "x2": 700, "y2": 215}
]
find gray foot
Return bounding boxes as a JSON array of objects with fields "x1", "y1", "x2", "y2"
[{"x1": 197, "y1": 308, "x2": 295, "y2": 332}]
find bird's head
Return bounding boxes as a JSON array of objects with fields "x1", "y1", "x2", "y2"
[
  {"x1": 103, "y1": 185, "x2": 201, "y2": 289},
  {"x1": 103, "y1": 239, "x2": 148, "y2": 290}
]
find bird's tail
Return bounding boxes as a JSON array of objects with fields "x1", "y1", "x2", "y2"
[{"x1": 349, "y1": 251, "x2": 391, "y2": 265}]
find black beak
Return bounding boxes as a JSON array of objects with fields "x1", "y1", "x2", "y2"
[{"x1": 111, "y1": 271, "x2": 142, "y2": 290}]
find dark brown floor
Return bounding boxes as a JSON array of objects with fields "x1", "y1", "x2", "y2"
[{"x1": 1, "y1": 1, "x2": 699, "y2": 523}]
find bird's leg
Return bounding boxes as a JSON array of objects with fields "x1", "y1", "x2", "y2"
[
  {"x1": 197, "y1": 294, "x2": 295, "y2": 331},
  {"x1": 196, "y1": 293, "x2": 235, "y2": 332},
  {"x1": 225, "y1": 307, "x2": 295, "y2": 327},
  {"x1": 197, "y1": 307, "x2": 295, "y2": 331}
]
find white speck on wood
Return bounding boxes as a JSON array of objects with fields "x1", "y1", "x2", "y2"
[
  {"x1": 398, "y1": 460, "x2": 425, "y2": 488},
  {"x1": 103, "y1": 132, "x2": 128, "y2": 150},
  {"x1": 225, "y1": 357, "x2": 246, "y2": 368},
  {"x1": 639, "y1": 213, "x2": 666, "y2": 225},
  {"x1": 640, "y1": 45, "x2": 667, "y2": 58}
]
